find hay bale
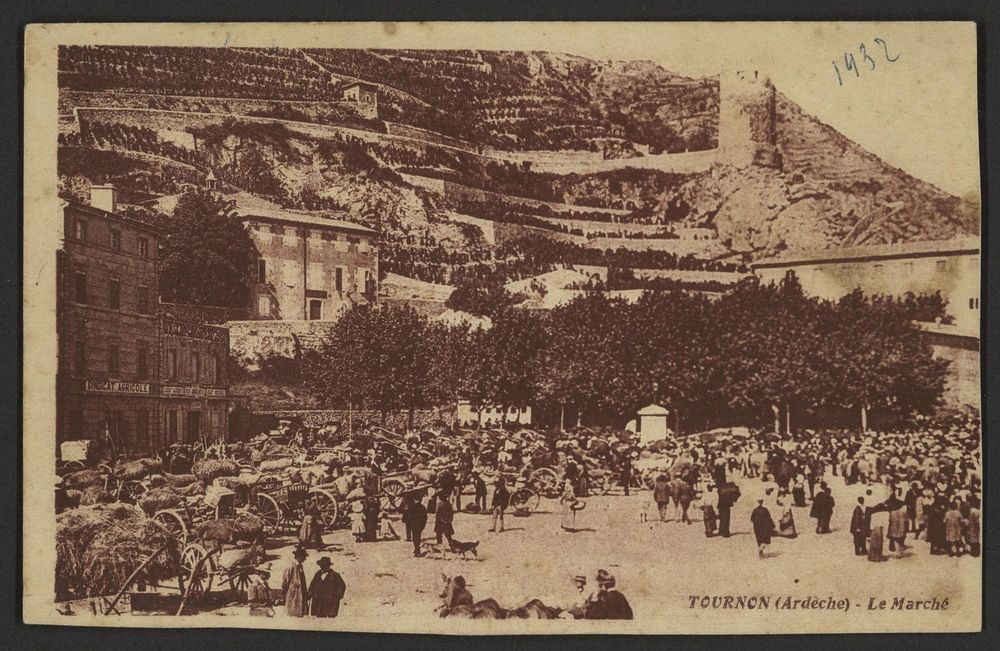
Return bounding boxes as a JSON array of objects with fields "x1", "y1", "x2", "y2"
[
  {"x1": 63, "y1": 469, "x2": 103, "y2": 491},
  {"x1": 191, "y1": 459, "x2": 240, "y2": 484},
  {"x1": 114, "y1": 458, "x2": 162, "y2": 481},
  {"x1": 147, "y1": 474, "x2": 167, "y2": 489},
  {"x1": 79, "y1": 485, "x2": 112, "y2": 505},
  {"x1": 137, "y1": 486, "x2": 184, "y2": 516},
  {"x1": 163, "y1": 473, "x2": 197, "y2": 488},
  {"x1": 56, "y1": 504, "x2": 178, "y2": 602},
  {"x1": 197, "y1": 513, "x2": 266, "y2": 545},
  {"x1": 213, "y1": 474, "x2": 257, "y2": 491},
  {"x1": 259, "y1": 458, "x2": 293, "y2": 473}
]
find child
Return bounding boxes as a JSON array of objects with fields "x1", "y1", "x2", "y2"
[
  {"x1": 350, "y1": 500, "x2": 365, "y2": 543},
  {"x1": 378, "y1": 509, "x2": 400, "y2": 541}
]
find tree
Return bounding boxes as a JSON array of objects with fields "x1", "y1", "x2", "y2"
[
  {"x1": 159, "y1": 188, "x2": 257, "y2": 308},
  {"x1": 307, "y1": 305, "x2": 435, "y2": 426}
]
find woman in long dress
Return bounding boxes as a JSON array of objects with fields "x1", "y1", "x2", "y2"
[
  {"x1": 560, "y1": 480, "x2": 580, "y2": 531},
  {"x1": 350, "y1": 500, "x2": 366, "y2": 543}
]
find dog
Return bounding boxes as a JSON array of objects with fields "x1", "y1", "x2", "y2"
[{"x1": 448, "y1": 538, "x2": 480, "y2": 560}]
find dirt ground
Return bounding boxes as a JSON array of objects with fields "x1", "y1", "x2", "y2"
[{"x1": 157, "y1": 472, "x2": 982, "y2": 633}]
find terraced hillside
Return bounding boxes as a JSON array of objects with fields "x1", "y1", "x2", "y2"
[{"x1": 57, "y1": 45, "x2": 979, "y2": 285}]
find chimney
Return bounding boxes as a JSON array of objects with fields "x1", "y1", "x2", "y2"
[{"x1": 89, "y1": 184, "x2": 117, "y2": 214}]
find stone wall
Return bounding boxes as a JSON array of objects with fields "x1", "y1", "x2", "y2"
[{"x1": 227, "y1": 319, "x2": 340, "y2": 363}]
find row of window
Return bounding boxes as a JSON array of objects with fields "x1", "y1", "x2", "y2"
[
  {"x1": 257, "y1": 259, "x2": 373, "y2": 292},
  {"x1": 66, "y1": 408, "x2": 224, "y2": 449},
  {"x1": 72, "y1": 339, "x2": 221, "y2": 384},
  {"x1": 75, "y1": 220, "x2": 152, "y2": 258},
  {"x1": 73, "y1": 269, "x2": 151, "y2": 314}
]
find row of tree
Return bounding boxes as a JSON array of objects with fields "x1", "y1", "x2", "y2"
[{"x1": 301, "y1": 275, "x2": 950, "y2": 432}]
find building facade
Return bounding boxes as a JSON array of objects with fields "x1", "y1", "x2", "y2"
[
  {"x1": 751, "y1": 238, "x2": 981, "y2": 334},
  {"x1": 244, "y1": 211, "x2": 378, "y2": 321},
  {"x1": 56, "y1": 188, "x2": 229, "y2": 455},
  {"x1": 340, "y1": 81, "x2": 378, "y2": 104}
]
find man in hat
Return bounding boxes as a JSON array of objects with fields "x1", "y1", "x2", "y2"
[
  {"x1": 750, "y1": 499, "x2": 775, "y2": 559},
  {"x1": 282, "y1": 546, "x2": 309, "y2": 617},
  {"x1": 585, "y1": 570, "x2": 633, "y2": 619},
  {"x1": 400, "y1": 489, "x2": 428, "y2": 557},
  {"x1": 308, "y1": 557, "x2": 347, "y2": 618},
  {"x1": 850, "y1": 496, "x2": 869, "y2": 556}
]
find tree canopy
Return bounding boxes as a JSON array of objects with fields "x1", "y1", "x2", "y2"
[
  {"x1": 304, "y1": 278, "x2": 950, "y2": 432},
  {"x1": 159, "y1": 188, "x2": 257, "y2": 308}
]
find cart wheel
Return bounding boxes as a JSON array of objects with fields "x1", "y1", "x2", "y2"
[
  {"x1": 118, "y1": 480, "x2": 147, "y2": 503},
  {"x1": 255, "y1": 493, "x2": 281, "y2": 534},
  {"x1": 181, "y1": 543, "x2": 214, "y2": 599},
  {"x1": 153, "y1": 509, "x2": 190, "y2": 546},
  {"x1": 529, "y1": 467, "x2": 561, "y2": 498},
  {"x1": 228, "y1": 568, "x2": 253, "y2": 597},
  {"x1": 62, "y1": 460, "x2": 87, "y2": 474},
  {"x1": 309, "y1": 489, "x2": 340, "y2": 532},
  {"x1": 380, "y1": 479, "x2": 405, "y2": 512},
  {"x1": 511, "y1": 488, "x2": 540, "y2": 513}
]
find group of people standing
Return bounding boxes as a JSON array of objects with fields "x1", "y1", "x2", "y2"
[{"x1": 281, "y1": 546, "x2": 347, "y2": 618}]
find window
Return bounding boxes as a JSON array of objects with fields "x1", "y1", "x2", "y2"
[
  {"x1": 168, "y1": 350, "x2": 178, "y2": 380},
  {"x1": 192, "y1": 352, "x2": 201, "y2": 383},
  {"x1": 109, "y1": 277, "x2": 121, "y2": 310},
  {"x1": 936, "y1": 259, "x2": 948, "y2": 272},
  {"x1": 214, "y1": 354, "x2": 221, "y2": 384},
  {"x1": 309, "y1": 299, "x2": 322, "y2": 320},
  {"x1": 137, "y1": 286, "x2": 149, "y2": 315},
  {"x1": 75, "y1": 220, "x2": 88, "y2": 242},
  {"x1": 138, "y1": 237, "x2": 149, "y2": 258},
  {"x1": 167, "y1": 410, "x2": 179, "y2": 442},
  {"x1": 136, "y1": 410, "x2": 150, "y2": 450},
  {"x1": 75, "y1": 340, "x2": 86, "y2": 375},
  {"x1": 108, "y1": 343, "x2": 120, "y2": 377},
  {"x1": 308, "y1": 262, "x2": 324, "y2": 287},
  {"x1": 335, "y1": 267, "x2": 343, "y2": 292},
  {"x1": 74, "y1": 271, "x2": 87, "y2": 304},
  {"x1": 257, "y1": 295, "x2": 270, "y2": 317},
  {"x1": 281, "y1": 261, "x2": 299, "y2": 287},
  {"x1": 137, "y1": 344, "x2": 148, "y2": 380},
  {"x1": 257, "y1": 258, "x2": 267, "y2": 283},
  {"x1": 110, "y1": 229, "x2": 121, "y2": 251},
  {"x1": 68, "y1": 410, "x2": 83, "y2": 438}
]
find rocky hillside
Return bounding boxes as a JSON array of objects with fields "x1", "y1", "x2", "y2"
[{"x1": 57, "y1": 45, "x2": 979, "y2": 268}]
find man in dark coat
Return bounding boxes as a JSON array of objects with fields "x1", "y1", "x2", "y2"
[
  {"x1": 653, "y1": 474, "x2": 672, "y2": 521},
  {"x1": 810, "y1": 483, "x2": 835, "y2": 533},
  {"x1": 850, "y1": 496, "x2": 869, "y2": 556},
  {"x1": 717, "y1": 482, "x2": 741, "y2": 537},
  {"x1": 750, "y1": 499, "x2": 775, "y2": 558},
  {"x1": 401, "y1": 491, "x2": 428, "y2": 556},
  {"x1": 585, "y1": 569, "x2": 633, "y2": 620},
  {"x1": 308, "y1": 557, "x2": 346, "y2": 617}
]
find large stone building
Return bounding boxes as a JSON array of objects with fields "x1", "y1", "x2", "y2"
[
  {"x1": 56, "y1": 187, "x2": 230, "y2": 454},
  {"x1": 241, "y1": 208, "x2": 378, "y2": 322},
  {"x1": 752, "y1": 237, "x2": 981, "y2": 408},
  {"x1": 751, "y1": 238, "x2": 981, "y2": 333}
]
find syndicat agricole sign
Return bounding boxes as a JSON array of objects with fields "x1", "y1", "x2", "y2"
[{"x1": 84, "y1": 379, "x2": 151, "y2": 394}]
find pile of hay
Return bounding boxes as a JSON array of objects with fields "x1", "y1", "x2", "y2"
[
  {"x1": 63, "y1": 469, "x2": 104, "y2": 491},
  {"x1": 56, "y1": 503, "x2": 179, "y2": 602},
  {"x1": 258, "y1": 457, "x2": 294, "y2": 473},
  {"x1": 137, "y1": 486, "x2": 185, "y2": 516},
  {"x1": 164, "y1": 473, "x2": 198, "y2": 487},
  {"x1": 79, "y1": 485, "x2": 113, "y2": 506},
  {"x1": 191, "y1": 459, "x2": 240, "y2": 484},
  {"x1": 197, "y1": 513, "x2": 266, "y2": 545},
  {"x1": 212, "y1": 474, "x2": 259, "y2": 492},
  {"x1": 114, "y1": 458, "x2": 162, "y2": 481}
]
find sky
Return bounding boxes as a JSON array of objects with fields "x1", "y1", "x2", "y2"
[{"x1": 46, "y1": 21, "x2": 982, "y2": 197}]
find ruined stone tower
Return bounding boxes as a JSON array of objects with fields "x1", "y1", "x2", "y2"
[{"x1": 718, "y1": 70, "x2": 782, "y2": 169}]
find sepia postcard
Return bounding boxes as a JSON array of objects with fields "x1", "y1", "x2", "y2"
[{"x1": 23, "y1": 21, "x2": 982, "y2": 634}]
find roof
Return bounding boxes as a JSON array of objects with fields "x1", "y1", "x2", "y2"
[
  {"x1": 63, "y1": 198, "x2": 164, "y2": 234},
  {"x1": 752, "y1": 237, "x2": 980, "y2": 269},
  {"x1": 226, "y1": 191, "x2": 375, "y2": 235},
  {"x1": 637, "y1": 404, "x2": 669, "y2": 416},
  {"x1": 342, "y1": 81, "x2": 377, "y2": 91}
]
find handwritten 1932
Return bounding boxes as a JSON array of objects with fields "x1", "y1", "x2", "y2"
[{"x1": 833, "y1": 38, "x2": 900, "y2": 86}]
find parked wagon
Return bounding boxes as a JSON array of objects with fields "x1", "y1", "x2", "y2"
[
  {"x1": 152, "y1": 489, "x2": 238, "y2": 546},
  {"x1": 251, "y1": 478, "x2": 342, "y2": 535},
  {"x1": 179, "y1": 542, "x2": 265, "y2": 604}
]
